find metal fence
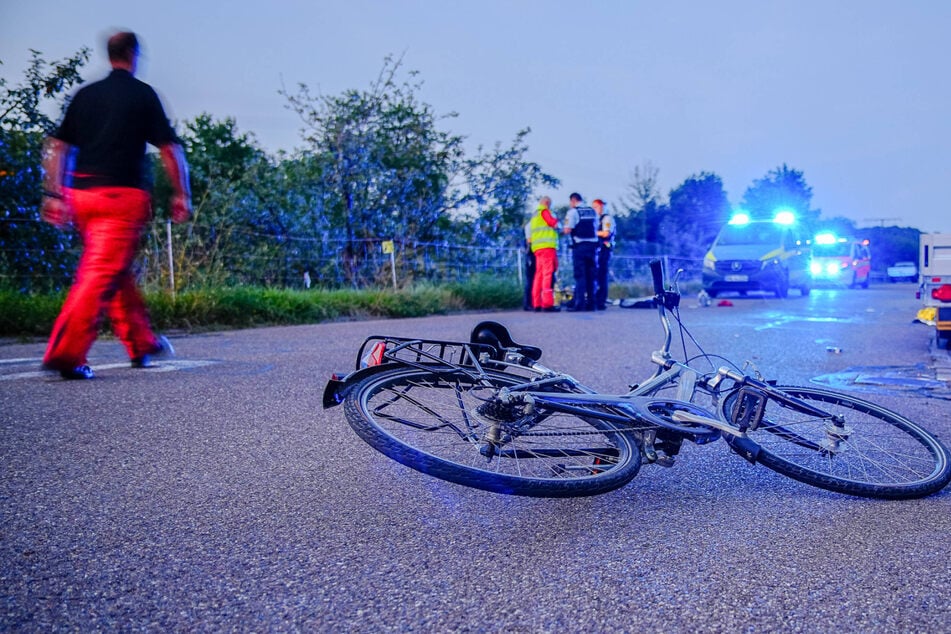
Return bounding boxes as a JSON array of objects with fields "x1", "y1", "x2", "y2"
[{"x1": 2, "y1": 217, "x2": 703, "y2": 293}]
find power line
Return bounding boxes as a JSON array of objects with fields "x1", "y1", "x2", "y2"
[{"x1": 863, "y1": 217, "x2": 901, "y2": 227}]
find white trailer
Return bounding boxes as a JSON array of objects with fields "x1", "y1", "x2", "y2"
[{"x1": 918, "y1": 233, "x2": 951, "y2": 345}]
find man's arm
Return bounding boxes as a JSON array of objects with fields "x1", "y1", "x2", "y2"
[
  {"x1": 39, "y1": 138, "x2": 73, "y2": 228},
  {"x1": 562, "y1": 209, "x2": 575, "y2": 235},
  {"x1": 159, "y1": 143, "x2": 192, "y2": 223}
]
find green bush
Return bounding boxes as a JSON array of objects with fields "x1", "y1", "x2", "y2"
[
  {"x1": 0, "y1": 289, "x2": 66, "y2": 337},
  {"x1": 0, "y1": 278, "x2": 523, "y2": 338}
]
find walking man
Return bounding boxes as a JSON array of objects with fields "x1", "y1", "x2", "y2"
[
  {"x1": 562, "y1": 193, "x2": 598, "y2": 311},
  {"x1": 592, "y1": 198, "x2": 615, "y2": 310},
  {"x1": 40, "y1": 31, "x2": 192, "y2": 380}
]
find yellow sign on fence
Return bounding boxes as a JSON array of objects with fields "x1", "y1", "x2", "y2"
[{"x1": 382, "y1": 240, "x2": 394, "y2": 254}]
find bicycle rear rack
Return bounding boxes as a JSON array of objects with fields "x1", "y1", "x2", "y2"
[{"x1": 355, "y1": 336, "x2": 497, "y2": 372}]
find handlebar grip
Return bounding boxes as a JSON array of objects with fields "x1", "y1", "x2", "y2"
[{"x1": 649, "y1": 259, "x2": 665, "y2": 295}]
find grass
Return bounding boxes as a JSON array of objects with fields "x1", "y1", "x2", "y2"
[{"x1": 0, "y1": 276, "x2": 523, "y2": 338}]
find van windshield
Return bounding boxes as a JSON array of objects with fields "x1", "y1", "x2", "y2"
[
  {"x1": 813, "y1": 242, "x2": 852, "y2": 257},
  {"x1": 716, "y1": 223, "x2": 784, "y2": 247}
]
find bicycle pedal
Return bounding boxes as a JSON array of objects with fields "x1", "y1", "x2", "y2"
[{"x1": 654, "y1": 453, "x2": 676, "y2": 468}]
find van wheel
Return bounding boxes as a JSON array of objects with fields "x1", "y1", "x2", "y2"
[
  {"x1": 800, "y1": 285, "x2": 811, "y2": 297},
  {"x1": 861, "y1": 275, "x2": 870, "y2": 289}
]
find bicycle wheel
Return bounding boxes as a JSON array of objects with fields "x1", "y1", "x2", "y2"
[
  {"x1": 344, "y1": 366, "x2": 642, "y2": 497},
  {"x1": 720, "y1": 385, "x2": 951, "y2": 499}
]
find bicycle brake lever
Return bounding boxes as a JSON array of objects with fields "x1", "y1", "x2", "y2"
[
  {"x1": 741, "y1": 360, "x2": 765, "y2": 381},
  {"x1": 672, "y1": 268, "x2": 685, "y2": 293}
]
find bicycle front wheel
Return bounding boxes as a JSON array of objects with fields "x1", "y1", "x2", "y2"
[
  {"x1": 344, "y1": 366, "x2": 642, "y2": 497},
  {"x1": 720, "y1": 385, "x2": 951, "y2": 499}
]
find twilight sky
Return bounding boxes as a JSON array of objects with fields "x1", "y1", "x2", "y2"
[{"x1": 2, "y1": 0, "x2": 949, "y2": 232}]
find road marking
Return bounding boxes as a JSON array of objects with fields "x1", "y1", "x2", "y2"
[
  {"x1": 0, "y1": 358, "x2": 45, "y2": 365},
  {"x1": 0, "y1": 359, "x2": 217, "y2": 381}
]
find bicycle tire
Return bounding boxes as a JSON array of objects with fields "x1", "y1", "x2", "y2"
[
  {"x1": 344, "y1": 366, "x2": 642, "y2": 497},
  {"x1": 720, "y1": 385, "x2": 951, "y2": 499}
]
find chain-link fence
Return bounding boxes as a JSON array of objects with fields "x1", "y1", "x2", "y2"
[{"x1": 1, "y1": 217, "x2": 703, "y2": 293}]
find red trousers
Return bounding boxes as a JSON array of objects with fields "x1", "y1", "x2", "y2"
[
  {"x1": 532, "y1": 248, "x2": 558, "y2": 309},
  {"x1": 43, "y1": 187, "x2": 159, "y2": 370}
]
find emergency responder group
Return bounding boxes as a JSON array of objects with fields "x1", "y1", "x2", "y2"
[{"x1": 524, "y1": 193, "x2": 615, "y2": 312}]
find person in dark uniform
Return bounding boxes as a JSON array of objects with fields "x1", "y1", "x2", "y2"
[
  {"x1": 592, "y1": 198, "x2": 615, "y2": 310},
  {"x1": 522, "y1": 217, "x2": 536, "y2": 310},
  {"x1": 40, "y1": 31, "x2": 192, "y2": 380},
  {"x1": 562, "y1": 192, "x2": 599, "y2": 311}
]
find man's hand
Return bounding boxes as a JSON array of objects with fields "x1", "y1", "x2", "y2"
[
  {"x1": 40, "y1": 196, "x2": 73, "y2": 228},
  {"x1": 170, "y1": 193, "x2": 192, "y2": 224},
  {"x1": 159, "y1": 143, "x2": 192, "y2": 224}
]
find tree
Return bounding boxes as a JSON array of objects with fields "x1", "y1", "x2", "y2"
[
  {"x1": 661, "y1": 172, "x2": 731, "y2": 257},
  {"x1": 282, "y1": 56, "x2": 465, "y2": 284},
  {"x1": 865, "y1": 226, "x2": 921, "y2": 275},
  {"x1": 616, "y1": 161, "x2": 665, "y2": 251},
  {"x1": 741, "y1": 164, "x2": 820, "y2": 228},
  {"x1": 283, "y1": 55, "x2": 557, "y2": 286},
  {"x1": 460, "y1": 128, "x2": 559, "y2": 248},
  {"x1": 0, "y1": 48, "x2": 89, "y2": 291}
]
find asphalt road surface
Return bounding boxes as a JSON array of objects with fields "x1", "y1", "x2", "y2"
[{"x1": 2, "y1": 283, "x2": 949, "y2": 632}]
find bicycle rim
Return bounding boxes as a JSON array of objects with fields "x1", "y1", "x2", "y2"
[
  {"x1": 721, "y1": 385, "x2": 951, "y2": 499},
  {"x1": 344, "y1": 366, "x2": 642, "y2": 497}
]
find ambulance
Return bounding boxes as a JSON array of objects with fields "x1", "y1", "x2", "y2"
[{"x1": 809, "y1": 233, "x2": 872, "y2": 288}]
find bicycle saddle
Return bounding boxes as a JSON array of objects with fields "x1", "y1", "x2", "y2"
[{"x1": 469, "y1": 321, "x2": 543, "y2": 361}]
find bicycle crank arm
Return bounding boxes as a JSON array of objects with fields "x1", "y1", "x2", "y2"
[{"x1": 671, "y1": 410, "x2": 744, "y2": 437}]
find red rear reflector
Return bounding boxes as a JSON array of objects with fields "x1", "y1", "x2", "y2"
[
  {"x1": 932, "y1": 285, "x2": 951, "y2": 302},
  {"x1": 361, "y1": 341, "x2": 387, "y2": 367}
]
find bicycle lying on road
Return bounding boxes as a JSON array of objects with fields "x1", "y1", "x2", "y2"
[{"x1": 323, "y1": 260, "x2": 951, "y2": 499}]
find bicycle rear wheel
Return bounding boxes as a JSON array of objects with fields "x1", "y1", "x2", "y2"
[
  {"x1": 344, "y1": 366, "x2": 642, "y2": 497},
  {"x1": 720, "y1": 385, "x2": 951, "y2": 499}
]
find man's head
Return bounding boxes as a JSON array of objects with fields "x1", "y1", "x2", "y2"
[
  {"x1": 538, "y1": 196, "x2": 551, "y2": 209},
  {"x1": 569, "y1": 192, "x2": 583, "y2": 207},
  {"x1": 107, "y1": 31, "x2": 139, "y2": 72},
  {"x1": 592, "y1": 199, "x2": 605, "y2": 214}
]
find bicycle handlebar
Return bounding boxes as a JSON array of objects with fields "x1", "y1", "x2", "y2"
[{"x1": 649, "y1": 259, "x2": 665, "y2": 296}]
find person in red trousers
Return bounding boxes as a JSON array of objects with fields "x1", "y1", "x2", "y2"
[
  {"x1": 528, "y1": 196, "x2": 561, "y2": 312},
  {"x1": 40, "y1": 31, "x2": 192, "y2": 380}
]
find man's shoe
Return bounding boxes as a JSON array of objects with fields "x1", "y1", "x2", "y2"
[
  {"x1": 131, "y1": 335, "x2": 175, "y2": 368},
  {"x1": 542, "y1": 306, "x2": 561, "y2": 312},
  {"x1": 60, "y1": 365, "x2": 95, "y2": 380}
]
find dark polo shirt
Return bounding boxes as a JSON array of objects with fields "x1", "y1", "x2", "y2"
[{"x1": 54, "y1": 69, "x2": 178, "y2": 190}]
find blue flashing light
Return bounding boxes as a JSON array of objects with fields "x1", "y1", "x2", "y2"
[
  {"x1": 773, "y1": 209, "x2": 796, "y2": 225},
  {"x1": 728, "y1": 212, "x2": 750, "y2": 225}
]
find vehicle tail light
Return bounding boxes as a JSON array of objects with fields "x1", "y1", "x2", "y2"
[{"x1": 931, "y1": 285, "x2": 951, "y2": 302}]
